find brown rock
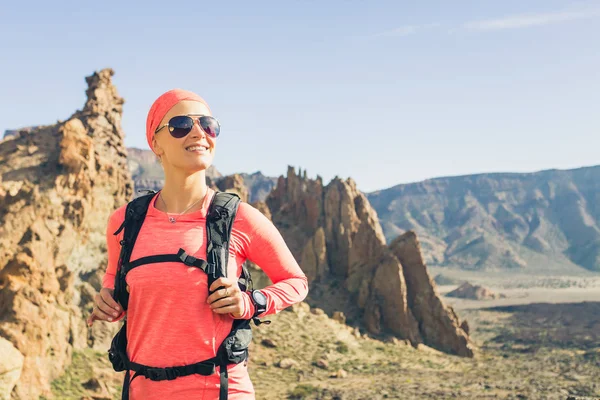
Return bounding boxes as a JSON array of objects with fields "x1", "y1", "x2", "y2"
[
  {"x1": 0, "y1": 337, "x2": 24, "y2": 400},
  {"x1": 0, "y1": 69, "x2": 131, "y2": 399},
  {"x1": 460, "y1": 320, "x2": 470, "y2": 335},
  {"x1": 364, "y1": 251, "x2": 421, "y2": 343},
  {"x1": 389, "y1": 232, "x2": 474, "y2": 357},
  {"x1": 329, "y1": 369, "x2": 348, "y2": 379},
  {"x1": 251, "y1": 201, "x2": 272, "y2": 221},
  {"x1": 277, "y1": 358, "x2": 298, "y2": 369},
  {"x1": 82, "y1": 377, "x2": 102, "y2": 391},
  {"x1": 315, "y1": 359, "x2": 329, "y2": 369},
  {"x1": 300, "y1": 227, "x2": 329, "y2": 282},
  {"x1": 447, "y1": 282, "x2": 499, "y2": 300},
  {"x1": 261, "y1": 338, "x2": 278, "y2": 348},
  {"x1": 332, "y1": 311, "x2": 346, "y2": 324},
  {"x1": 386, "y1": 337, "x2": 411, "y2": 346},
  {"x1": 216, "y1": 174, "x2": 249, "y2": 203},
  {"x1": 287, "y1": 301, "x2": 310, "y2": 316}
]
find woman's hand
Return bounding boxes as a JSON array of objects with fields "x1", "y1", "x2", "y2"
[
  {"x1": 86, "y1": 287, "x2": 123, "y2": 326},
  {"x1": 207, "y1": 278, "x2": 245, "y2": 318}
]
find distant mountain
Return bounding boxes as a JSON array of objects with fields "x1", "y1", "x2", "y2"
[
  {"x1": 237, "y1": 171, "x2": 278, "y2": 203},
  {"x1": 126, "y1": 148, "x2": 276, "y2": 202},
  {"x1": 366, "y1": 166, "x2": 600, "y2": 272},
  {"x1": 3, "y1": 126, "x2": 42, "y2": 140}
]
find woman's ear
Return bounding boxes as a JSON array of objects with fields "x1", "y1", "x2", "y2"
[{"x1": 152, "y1": 136, "x2": 163, "y2": 158}]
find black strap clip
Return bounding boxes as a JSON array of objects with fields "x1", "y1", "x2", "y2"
[
  {"x1": 146, "y1": 367, "x2": 177, "y2": 381},
  {"x1": 178, "y1": 249, "x2": 198, "y2": 266}
]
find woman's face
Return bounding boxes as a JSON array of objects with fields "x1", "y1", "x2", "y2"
[{"x1": 152, "y1": 100, "x2": 216, "y2": 173}]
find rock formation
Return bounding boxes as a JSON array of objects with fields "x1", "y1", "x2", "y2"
[
  {"x1": 446, "y1": 282, "x2": 505, "y2": 300},
  {"x1": 265, "y1": 167, "x2": 474, "y2": 356},
  {"x1": 0, "y1": 69, "x2": 132, "y2": 399},
  {"x1": 390, "y1": 232, "x2": 474, "y2": 357},
  {"x1": 216, "y1": 173, "x2": 250, "y2": 203}
]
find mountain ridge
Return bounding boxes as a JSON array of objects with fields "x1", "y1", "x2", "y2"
[
  {"x1": 366, "y1": 165, "x2": 600, "y2": 272},
  {"x1": 368, "y1": 164, "x2": 600, "y2": 194}
]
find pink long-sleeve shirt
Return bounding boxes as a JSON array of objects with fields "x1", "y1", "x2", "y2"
[{"x1": 102, "y1": 188, "x2": 308, "y2": 399}]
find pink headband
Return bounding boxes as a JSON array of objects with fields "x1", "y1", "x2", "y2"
[{"x1": 145, "y1": 89, "x2": 211, "y2": 152}]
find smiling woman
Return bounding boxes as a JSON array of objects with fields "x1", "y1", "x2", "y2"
[{"x1": 86, "y1": 88, "x2": 309, "y2": 400}]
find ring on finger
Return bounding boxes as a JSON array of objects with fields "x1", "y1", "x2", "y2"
[{"x1": 224, "y1": 288, "x2": 229, "y2": 297}]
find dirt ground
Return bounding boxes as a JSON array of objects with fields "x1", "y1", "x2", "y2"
[{"x1": 51, "y1": 272, "x2": 600, "y2": 400}]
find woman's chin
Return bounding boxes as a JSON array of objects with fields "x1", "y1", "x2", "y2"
[
  {"x1": 168, "y1": 159, "x2": 212, "y2": 173},
  {"x1": 189, "y1": 158, "x2": 213, "y2": 172}
]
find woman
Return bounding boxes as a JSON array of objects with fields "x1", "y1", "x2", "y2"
[{"x1": 87, "y1": 89, "x2": 309, "y2": 399}]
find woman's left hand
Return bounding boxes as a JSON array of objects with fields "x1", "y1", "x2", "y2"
[{"x1": 207, "y1": 277, "x2": 245, "y2": 318}]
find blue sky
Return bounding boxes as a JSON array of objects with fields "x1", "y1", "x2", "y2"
[{"x1": 1, "y1": 1, "x2": 598, "y2": 192}]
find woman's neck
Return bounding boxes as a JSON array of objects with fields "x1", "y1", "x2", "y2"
[{"x1": 157, "y1": 168, "x2": 209, "y2": 214}]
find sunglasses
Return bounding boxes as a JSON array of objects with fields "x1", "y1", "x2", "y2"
[{"x1": 155, "y1": 114, "x2": 220, "y2": 138}]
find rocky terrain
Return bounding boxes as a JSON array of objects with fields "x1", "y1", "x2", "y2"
[
  {"x1": 50, "y1": 298, "x2": 600, "y2": 399},
  {"x1": 367, "y1": 167, "x2": 600, "y2": 272},
  {"x1": 0, "y1": 69, "x2": 132, "y2": 399}
]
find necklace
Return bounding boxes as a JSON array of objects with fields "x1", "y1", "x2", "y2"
[{"x1": 159, "y1": 189, "x2": 206, "y2": 223}]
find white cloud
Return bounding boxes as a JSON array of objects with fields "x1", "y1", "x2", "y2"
[
  {"x1": 371, "y1": 25, "x2": 418, "y2": 38},
  {"x1": 369, "y1": 23, "x2": 440, "y2": 39},
  {"x1": 464, "y1": 8, "x2": 600, "y2": 31}
]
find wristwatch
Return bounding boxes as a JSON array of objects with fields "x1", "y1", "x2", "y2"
[{"x1": 250, "y1": 290, "x2": 267, "y2": 318}]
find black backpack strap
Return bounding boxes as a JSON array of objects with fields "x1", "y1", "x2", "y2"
[
  {"x1": 113, "y1": 192, "x2": 156, "y2": 311},
  {"x1": 205, "y1": 191, "x2": 241, "y2": 294},
  {"x1": 238, "y1": 262, "x2": 253, "y2": 292}
]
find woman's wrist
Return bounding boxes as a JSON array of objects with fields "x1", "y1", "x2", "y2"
[{"x1": 230, "y1": 291, "x2": 255, "y2": 320}]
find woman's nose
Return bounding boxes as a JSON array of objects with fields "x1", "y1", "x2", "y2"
[{"x1": 189, "y1": 120, "x2": 206, "y2": 138}]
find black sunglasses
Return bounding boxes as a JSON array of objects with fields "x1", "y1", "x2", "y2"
[{"x1": 155, "y1": 114, "x2": 220, "y2": 138}]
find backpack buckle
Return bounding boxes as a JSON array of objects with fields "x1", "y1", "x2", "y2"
[
  {"x1": 177, "y1": 249, "x2": 198, "y2": 266},
  {"x1": 146, "y1": 368, "x2": 168, "y2": 381},
  {"x1": 146, "y1": 367, "x2": 177, "y2": 381}
]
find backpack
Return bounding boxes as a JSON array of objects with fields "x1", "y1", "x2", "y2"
[{"x1": 107, "y1": 190, "x2": 266, "y2": 400}]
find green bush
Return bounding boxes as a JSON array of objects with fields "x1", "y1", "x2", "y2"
[
  {"x1": 288, "y1": 384, "x2": 320, "y2": 399},
  {"x1": 335, "y1": 341, "x2": 349, "y2": 354}
]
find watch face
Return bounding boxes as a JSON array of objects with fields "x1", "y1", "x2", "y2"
[{"x1": 252, "y1": 290, "x2": 267, "y2": 306}]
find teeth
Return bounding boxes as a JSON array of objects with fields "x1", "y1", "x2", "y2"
[{"x1": 186, "y1": 146, "x2": 208, "y2": 151}]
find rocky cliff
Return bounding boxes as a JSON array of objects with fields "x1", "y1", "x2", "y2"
[
  {"x1": 0, "y1": 69, "x2": 132, "y2": 399},
  {"x1": 265, "y1": 167, "x2": 474, "y2": 356}
]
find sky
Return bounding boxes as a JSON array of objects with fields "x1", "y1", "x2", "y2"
[{"x1": 1, "y1": 1, "x2": 599, "y2": 192}]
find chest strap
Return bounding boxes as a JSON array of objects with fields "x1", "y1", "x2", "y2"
[{"x1": 122, "y1": 248, "x2": 211, "y2": 276}]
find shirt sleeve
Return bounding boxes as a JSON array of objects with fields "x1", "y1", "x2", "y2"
[
  {"x1": 233, "y1": 202, "x2": 309, "y2": 319},
  {"x1": 102, "y1": 205, "x2": 127, "y2": 290},
  {"x1": 98, "y1": 205, "x2": 127, "y2": 322}
]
